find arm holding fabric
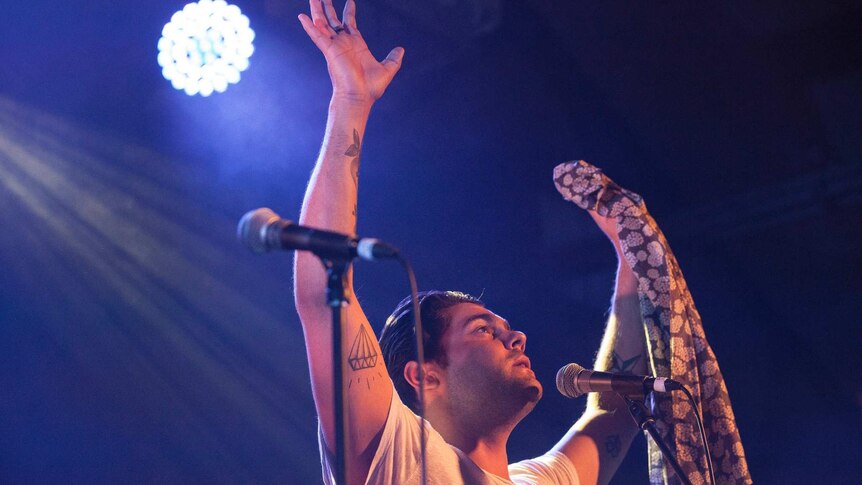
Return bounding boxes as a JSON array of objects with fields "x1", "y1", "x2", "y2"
[
  {"x1": 550, "y1": 194, "x2": 649, "y2": 484},
  {"x1": 552, "y1": 161, "x2": 752, "y2": 485}
]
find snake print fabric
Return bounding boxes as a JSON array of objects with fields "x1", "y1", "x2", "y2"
[{"x1": 553, "y1": 161, "x2": 752, "y2": 485}]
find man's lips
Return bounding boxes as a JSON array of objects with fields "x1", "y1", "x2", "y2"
[{"x1": 513, "y1": 356, "x2": 531, "y2": 369}]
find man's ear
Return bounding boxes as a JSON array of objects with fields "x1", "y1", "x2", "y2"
[{"x1": 403, "y1": 360, "x2": 441, "y2": 391}]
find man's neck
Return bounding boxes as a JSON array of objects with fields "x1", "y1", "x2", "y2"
[
  {"x1": 458, "y1": 432, "x2": 514, "y2": 479},
  {"x1": 430, "y1": 412, "x2": 516, "y2": 479}
]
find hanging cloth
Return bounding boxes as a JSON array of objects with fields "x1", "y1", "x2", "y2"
[{"x1": 554, "y1": 161, "x2": 752, "y2": 485}]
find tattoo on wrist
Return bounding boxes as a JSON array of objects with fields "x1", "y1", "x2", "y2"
[
  {"x1": 605, "y1": 434, "x2": 622, "y2": 458},
  {"x1": 610, "y1": 351, "x2": 640, "y2": 375}
]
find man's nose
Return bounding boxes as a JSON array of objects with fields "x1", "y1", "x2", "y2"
[{"x1": 503, "y1": 329, "x2": 527, "y2": 351}]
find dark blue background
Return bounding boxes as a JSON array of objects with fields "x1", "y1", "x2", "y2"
[{"x1": 1, "y1": 1, "x2": 860, "y2": 482}]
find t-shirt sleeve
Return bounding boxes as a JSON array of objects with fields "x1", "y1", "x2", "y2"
[
  {"x1": 508, "y1": 450, "x2": 580, "y2": 485},
  {"x1": 318, "y1": 388, "x2": 429, "y2": 485}
]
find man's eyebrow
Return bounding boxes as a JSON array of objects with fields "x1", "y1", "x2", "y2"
[{"x1": 463, "y1": 313, "x2": 511, "y2": 331}]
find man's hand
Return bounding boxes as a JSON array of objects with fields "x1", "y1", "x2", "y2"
[
  {"x1": 588, "y1": 211, "x2": 619, "y2": 246},
  {"x1": 298, "y1": 0, "x2": 404, "y2": 103}
]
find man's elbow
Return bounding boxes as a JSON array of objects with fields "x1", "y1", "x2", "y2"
[
  {"x1": 294, "y1": 284, "x2": 327, "y2": 319},
  {"x1": 293, "y1": 254, "x2": 326, "y2": 310}
]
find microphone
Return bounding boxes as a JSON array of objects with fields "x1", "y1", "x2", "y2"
[
  {"x1": 556, "y1": 362, "x2": 682, "y2": 398},
  {"x1": 237, "y1": 208, "x2": 398, "y2": 261}
]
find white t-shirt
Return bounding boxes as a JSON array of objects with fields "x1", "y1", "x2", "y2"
[{"x1": 318, "y1": 391, "x2": 580, "y2": 485}]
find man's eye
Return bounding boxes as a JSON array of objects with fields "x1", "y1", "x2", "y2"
[{"x1": 476, "y1": 326, "x2": 490, "y2": 334}]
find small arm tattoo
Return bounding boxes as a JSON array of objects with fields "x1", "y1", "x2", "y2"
[
  {"x1": 345, "y1": 128, "x2": 361, "y2": 187},
  {"x1": 345, "y1": 129, "x2": 361, "y2": 227},
  {"x1": 348, "y1": 325, "x2": 378, "y2": 371},
  {"x1": 610, "y1": 351, "x2": 640, "y2": 375},
  {"x1": 605, "y1": 434, "x2": 622, "y2": 458},
  {"x1": 349, "y1": 371, "x2": 384, "y2": 390}
]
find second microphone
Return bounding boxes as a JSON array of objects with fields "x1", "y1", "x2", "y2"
[{"x1": 556, "y1": 362, "x2": 682, "y2": 398}]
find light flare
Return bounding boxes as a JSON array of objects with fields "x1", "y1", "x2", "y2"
[{"x1": 157, "y1": 0, "x2": 255, "y2": 97}]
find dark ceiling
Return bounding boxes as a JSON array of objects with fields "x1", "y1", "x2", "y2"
[{"x1": 1, "y1": 1, "x2": 860, "y2": 483}]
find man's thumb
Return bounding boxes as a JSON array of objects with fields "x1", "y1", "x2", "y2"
[{"x1": 383, "y1": 47, "x2": 405, "y2": 71}]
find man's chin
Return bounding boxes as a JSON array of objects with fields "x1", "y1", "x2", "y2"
[
  {"x1": 529, "y1": 380, "x2": 543, "y2": 402},
  {"x1": 515, "y1": 383, "x2": 542, "y2": 420},
  {"x1": 519, "y1": 378, "x2": 543, "y2": 404},
  {"x1": 497, "y1": 373, "x2": 543, "y2": 411}
]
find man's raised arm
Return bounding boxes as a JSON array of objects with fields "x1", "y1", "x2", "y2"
[
  {"x1": 293, "y1": 0, "x2": 403, "y2": 482},
  {"x1": 552, "y1": 188, "x2": 648, "y2": 484},
  {"x1": 551, "y1": 162, "x2": 752, "y2": 484}
]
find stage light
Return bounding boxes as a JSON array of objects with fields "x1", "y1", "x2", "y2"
[{"x1": 157, "y1": 0, "x2": 255, "y2": 97}]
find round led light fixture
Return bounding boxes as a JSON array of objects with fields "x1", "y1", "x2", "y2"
[{"x1": 157, "y1": 0, "x2": 255, "y2": 96}]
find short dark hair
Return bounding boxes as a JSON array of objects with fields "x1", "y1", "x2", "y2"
[{"x1": 378, "y1": 290, "x2": 483, "y2": 413}]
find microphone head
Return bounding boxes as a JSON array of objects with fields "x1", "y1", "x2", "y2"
[
  {"x1": 556, "y1": 362, "x2": 587, "y2": 399},
  {"x1": 238, "y1": 207, "x2": 281, "y2": 253}
]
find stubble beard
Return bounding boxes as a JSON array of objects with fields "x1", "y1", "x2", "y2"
[{"x1": 447, "y1": 363, "x2": 544, "y2": 429}]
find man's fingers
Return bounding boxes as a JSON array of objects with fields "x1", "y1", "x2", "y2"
[
  {"x1": 298, "y1": 14, "x2": 328, "y2": 50},
  {"x1": 381, "y1": 46, "x2": 405, "y2": 73},
  {"x1": 309, "y1": 0, "x2": 326, "y2": 24},
  {"x1": 342, "y1": 0, "x2": 357, "y2": 29},
  {"x1": 321, "y1": 0, "x2": 342, "y2": 29},
  {"x1": 298, "y1": 14, "x2": 320, "y2": 38}
]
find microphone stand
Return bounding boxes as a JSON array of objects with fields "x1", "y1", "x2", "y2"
[
  {"x1": 622, "y1": 395, "x2": 693, "y2": 485},
  {"x1": 325, "y1": 259, "x2": 351, "y2": 485}
]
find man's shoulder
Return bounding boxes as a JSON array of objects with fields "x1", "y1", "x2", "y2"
[{"x1": 509, "y1": 451, "x2": 580, "y2": 485}]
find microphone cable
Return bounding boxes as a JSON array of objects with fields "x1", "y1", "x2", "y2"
[
  {"x1": 393, "y1": 253, "x2": 428, "y2": 485},
  {"x1": 678, "y1": 385, "x2": 716, "y2": 485}
]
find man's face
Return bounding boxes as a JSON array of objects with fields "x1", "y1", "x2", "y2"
[{"x1": 436, "y1": 303, "x2": 543, "y2": 422}]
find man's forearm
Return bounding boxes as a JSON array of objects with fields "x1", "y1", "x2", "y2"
[
  {"x1": 294, "y1": 97, "x2": 371, "y2": 308},
  {"x1": 588, "y1": 242, "x2": 648, "y2": 414},
  {"x1": 300, "y1": 98, "x2": 371, "y2": 235},
  {"x1": 593, "y1": 256, "x2": 647, "y2": 378},
  {"x1": 573, "y1": 236, "x2": 648, "y2": 484}
]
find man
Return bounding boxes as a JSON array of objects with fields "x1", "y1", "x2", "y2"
[{"x1": 294, "y1": 1, "x2": 650, "y2": 483}]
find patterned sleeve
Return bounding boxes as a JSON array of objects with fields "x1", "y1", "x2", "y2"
[{"x1": 553, "y1": 161, "x2": 752, "y2": 485}]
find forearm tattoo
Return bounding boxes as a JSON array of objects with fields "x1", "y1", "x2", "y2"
[
  {"x1": 345, "y1": 128, "x2": 361, "y2": 221},
  {"x1": 345, "y1": 128, "x2": 361, "y2": 186},
  {"x1": 610, "y1": 351, "x2": 640, "y2": 375}
]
